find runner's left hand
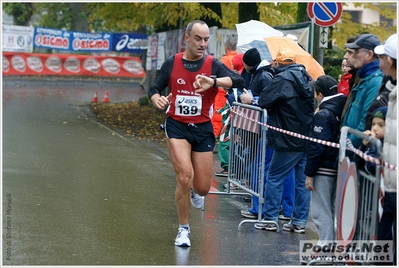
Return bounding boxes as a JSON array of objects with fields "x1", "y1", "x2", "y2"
[{"x1": 193, "y1": 75, "x2": 212, "y2": 93}]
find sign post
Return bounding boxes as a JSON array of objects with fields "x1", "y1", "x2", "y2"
[{"x1": 319, "y1": 27, "x2": 329, "y2": 48}]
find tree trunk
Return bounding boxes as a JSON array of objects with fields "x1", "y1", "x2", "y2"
[
  {"x1": 68, "y1": 3, "x2": 88, "y2": 32},
  {"x1": 297, "y1": 3, "x2": 309, "y2": 23},
  {"x1": 200, "y1": 3, "x2": 222, "y2": 28},
  {"x1": 238, "y1": 3, "x2": 259, "y2": 23}
]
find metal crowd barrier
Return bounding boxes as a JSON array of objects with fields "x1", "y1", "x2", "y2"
[
  {"x1": 208, "y1": 102, "x2": 279, "y2": 231},
  {"x1": 339, "y1": 127, "x2": 383, "y2": 263},
  {"x1": 203, "y1": 106, "x2": 391, "y2": 263},
  {"x1": 307, "y1": 126, "x2": 384, "y2": 266}
]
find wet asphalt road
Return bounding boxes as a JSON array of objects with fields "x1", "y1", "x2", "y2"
[{"x1": 2, "y1": 77, "x2": 318, "y2": 266}]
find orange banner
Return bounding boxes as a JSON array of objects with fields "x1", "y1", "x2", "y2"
[{"x1": 2, "y1": 52, "x2": 145, "y2": 78}]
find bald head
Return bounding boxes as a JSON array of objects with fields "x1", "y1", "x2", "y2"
[{"x1": 186, "y1": 20, "x2": 207, "y2": 36}]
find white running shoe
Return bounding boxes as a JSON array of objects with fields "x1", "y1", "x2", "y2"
[
  {"x1": 174, "y1": 227, "x2": 191, "y2": 247},
  {"x1": 190, "y1": 189, "x2": 204, "y2": 209}
]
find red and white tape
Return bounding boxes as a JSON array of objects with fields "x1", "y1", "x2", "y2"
[{"x1": 231, "y1": 107, "x2": 397, "y2": 172}]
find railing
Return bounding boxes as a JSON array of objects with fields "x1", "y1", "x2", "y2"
[{"x1": 208, "y1": 102, "x2": 279, "y2": 231}]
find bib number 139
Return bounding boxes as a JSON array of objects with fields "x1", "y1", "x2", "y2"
[{"x1": 175, "y1": 95, "x2": 202, "y2": 116}]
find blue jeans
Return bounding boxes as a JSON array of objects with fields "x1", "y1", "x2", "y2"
[
  {"x1": 249, "y1": 146, "x2": 295, "y2": 217},
  {"x1": 262, "y1": 151, "x2": 310, "y2": 227},
  {"x1": 281, "y1": 172, "x2": 295, "y2": 217}
]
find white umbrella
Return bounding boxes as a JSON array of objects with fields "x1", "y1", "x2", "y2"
[{"x1": 235, "y1": 20, "x2": 284, "y2": 53}]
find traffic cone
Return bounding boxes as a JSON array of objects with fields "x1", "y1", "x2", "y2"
[
  {"x1": 92, "y1": 92, "x2": 98, "y2": 103},
  {"x1": 102, "y1": 91, "x2": 110, "y2": 103}
]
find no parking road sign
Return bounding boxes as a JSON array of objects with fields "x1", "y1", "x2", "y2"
[{"x1": 308, "y1": 2, "x2": 343, "y2": 27}]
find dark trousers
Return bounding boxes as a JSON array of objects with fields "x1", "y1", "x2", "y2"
[{"x1": 378, "y1": 192, "x2": 397, "y2": 265}]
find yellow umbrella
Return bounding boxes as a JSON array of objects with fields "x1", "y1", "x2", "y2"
[{"x1": 263, "y1": 36, "x2": 325, "y2": 80}]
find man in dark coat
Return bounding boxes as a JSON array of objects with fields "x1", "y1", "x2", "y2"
[{"x1": 256, "y1": 48, "x2": 314, "y2": 234}]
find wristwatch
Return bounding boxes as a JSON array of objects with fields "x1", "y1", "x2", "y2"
[{"x1": 210, "y1": 75, "x2": 217, "y2": 88}]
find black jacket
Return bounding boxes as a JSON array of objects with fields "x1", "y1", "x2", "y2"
[
  {"x1": 227, "y1": 61, "x2": 274, "y2": 105},
  {"x1": 304, "y1": 94, "x2": 347, "y2": 177},
  {"x1": 258, "y1": 63, "x2": 314, "y2": 152},
  {"x1": 247, "y1": 61, "x2": 275, "y2": 97},
  {"x1": 364, "y1": 75, "x2": 392, "y2": 131}
]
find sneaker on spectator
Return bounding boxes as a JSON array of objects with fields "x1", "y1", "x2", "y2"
[
  {"x1": 278, "y1": 209, "x2": 291, "y2": 221},
  {"x1": 223, "y1": 183, "x2": 238, "y2": 190},
  {"x1": 278, "y1": 214, "x2": 291, "y2": 221},
  {"x1": 254, "y1": 222, "x2": 277, "y2": 231},
  {"x1": 283, "y1": 221, "x2": 305, "y2": 234},
  {"x1": 215, "y1": 169, "x2": 228, "y2": 177},
  {"x1": 190, "y1": 189, "x2": 204, "y2": 209},
  {"x1": 241, "y1": 209, "x2": 257, "y2": 219},
  {"x1": 174, "y1": 227, "x2": 191, "y2": 247}
]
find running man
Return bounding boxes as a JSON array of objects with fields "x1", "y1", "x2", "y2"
[{"x1": 148, "y1": 20, "x2": 244, "y2": 247}]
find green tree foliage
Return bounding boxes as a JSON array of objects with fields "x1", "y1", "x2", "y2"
[
  {"x1": 3, "y1": 3, "x2": 35, "y2": 26},
  {"x1": 33, "y1": 3, "x2": 88, "y2": 32},
  {"x1": 333, "y1": 3, "x2": 396, "y2": 48},
  {"x1": 258, "y1": 2, "x2": 297, "y2": 26},
  {"x1": 84, "y1": 2, "x2": 299, "y2": 33},
  {"x1": 33, "y1": 3, "x2": 72, "y2": 29},
  {"x1": 220, "y1": 2, "x2": 298, "y2": 28},
  {"x1": 220, "y1": 3, "x2": 239, "y2": 28},
  {"x1": 323, "y1": 47, "x2": 346, "y2": 80},
  {"x1": 84, "y1": 3, "x2": 220, "y2": 33}
]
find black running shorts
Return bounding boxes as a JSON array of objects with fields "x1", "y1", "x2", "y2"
[{"x1": 164, "y1": 117, "x2": 216, "y2": 152}]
